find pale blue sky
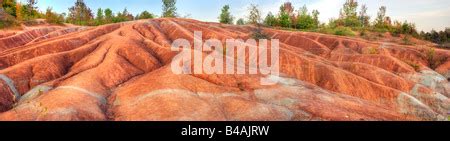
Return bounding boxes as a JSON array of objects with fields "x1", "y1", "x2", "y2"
[{"x1": 18, "y1": 0, "x2": 450, "y2": 32}]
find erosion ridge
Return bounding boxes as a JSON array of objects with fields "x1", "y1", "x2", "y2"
[{"x1": 0, "y1": 18, "x2": 449, "y2": 121}]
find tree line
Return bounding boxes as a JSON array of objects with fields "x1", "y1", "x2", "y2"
[
  {"x1": 217, "y1": 0, "x2": 448, "y2": 47},
  {"x1": 220, "y1": 1, "x2": 416, "y2": 35},
  {"x1": 1, "y1": 0, "x2": 448, "y2": 47},
  {"x1": 65, "y1": 0, "x2": 162, "y2": 26},
  {"x1": 420, "y1": 29, "x2": 449, "y2": 47},
  {"x1": 1, "y1": 0, "x2": 177, "y2": 27},
  {"x1": 1, "y1": 0, "x2": 43, "y2": 27}
]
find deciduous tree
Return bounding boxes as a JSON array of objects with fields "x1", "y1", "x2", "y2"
[
  {"x1": 67, "y1": 0, "x2": 93, "y2": 25},
  {"x1": 277, "y1": 3, "x2": 291, "y2": 27},
  {"x1": 2, "y1": 0, "x2": 17, "y2": 17},
  {"x1": 295, "y1": 5, "x2": 316, "y2": 29},
  {"x1": 337, "y1": 0, "x2": 360, "y2": 27},
  {"x1": 375, "y1": 6, "x2": 386, "y2": 28},
  {"x1": 358, "y1": 4, "x2": 370, "y2": 27},
  {"x1": 15, "y1": 3, "x2": 22, "y2": 21},
  {"x1": 247, "y1": 4, "x2": 261, "y2": 25}
]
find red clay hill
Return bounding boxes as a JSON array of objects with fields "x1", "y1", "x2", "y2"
[{"x1": 0, "y1": 18, "x2": 449, "y2": 121}]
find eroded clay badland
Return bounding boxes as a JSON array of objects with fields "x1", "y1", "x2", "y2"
[{"x1": 0, "y1": 18, "x2": 449, "y2": 121}]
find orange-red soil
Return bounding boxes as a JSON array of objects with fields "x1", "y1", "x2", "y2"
[{"x1": 0, "y1": 18, "x2": 449, "y2": 121}]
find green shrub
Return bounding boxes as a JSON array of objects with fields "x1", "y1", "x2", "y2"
[
  {"x1": 426, "y1": 48, "x2": 445, "y2": 69},
  {"x1": 371, "y1": 27, "x2": 389, "y2": 33},
  {"x1": 0, "y1": 13, "x2": 19, "y2": 29},
  {"x1": 263, "y1": 12, "x2": 277, "y2": 26},
  {"x1": 251, "y1": 26, "x2": 269, "y2": 39},
  {"x1": 297, "y1": 14, "x2": 316, "y2": 29},
  {"x1": 334, "y1": 17, "x2": 361, "y2": 28},
  {"x1": 361, "y1": 33, "x2": 378, "y2": 41},
  {"x1": 45, "y1": 7, "x2": 65, "y2": 25},
  {"x1": 410, "y1": 63, "x2": 420, "y2": 72},
  {"x1": 0, "y1": 19, "x2": 17, "y2": 28},
  {"x1": 278, "y1": 12, "x2": 290, "y2": 28},
  {"x1": 390, "y1": 29, "x2": 401, "y2": 37},
  {"x1": 334, "y1": 26, "x2": 355, "y2": 36},
  {"x1": 359, "y1": 29, "x2": 367, "y2": 36},
  {"x1": 404, "y1": 61, "x2": 420, "y2": 72},
  {"x1": 421, "y1": 29, "x2": 449, "y2": 45},
  {"x1": 236, "y1": 18, "x2": 245, "y2": 25},
  {"x1": 402, "y1": 35, "x2": 414, "y2": 45},
  {"x1": 316, "y1": 27, "x2": 333, "y2": 35},
  {"x1": 315, "y1": 26, "x2": 356, "y2": 37}
]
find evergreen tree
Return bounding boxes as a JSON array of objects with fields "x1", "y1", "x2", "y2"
[
  {"x1": 396, "y1": 21, "x2": 417, "y2": 35},
  {"x1": 162, "y1": 0, "x2": 177, "y2": 17},
  {"x1": 218, "y1": 5, "x2": 233, "y2": 24},
  {"x1": 236, "y1": 18, "x2": 245, "y2": 25},
  {"x1": 95, "y1": 8, "x2": 104, "y2": 25},
  {"x1": 263, "y1": 12, "x2": 277, "y2": 26},
  {"x1": 104, "y1": 8, "x2": 113, "y2": 24},
  {"x1": 278, "y1": 12, "x2": 290, "y2": 28},
  {"x1": 296, "y1": 6, "x2": 315, "y2": 29},
  {"x1": 277, "y1": 4, "x2": 290, "y2": 28},
  {"x1": 312, "y1": 9, "x2": 320, "y2": 27},
  {"x1": 137, "y1": 10, "x2": 155, "y2": 19}
]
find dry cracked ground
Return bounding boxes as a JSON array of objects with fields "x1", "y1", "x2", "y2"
[{"x1": 0, "y1": 18, "x2": 449, "y2": 121}]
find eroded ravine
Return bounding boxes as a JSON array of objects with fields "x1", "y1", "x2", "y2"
[{"x1": 0, "y1": 18, "x2": 449, "y2": 121}]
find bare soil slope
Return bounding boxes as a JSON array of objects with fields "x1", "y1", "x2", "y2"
[{"x1": 0, "y1": 18, "x2": 449, "y2": 121}]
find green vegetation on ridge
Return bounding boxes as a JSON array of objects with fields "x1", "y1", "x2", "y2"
[{"x1": 1, "y1": 0, "x2": 448, "y2": 48}]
